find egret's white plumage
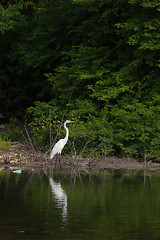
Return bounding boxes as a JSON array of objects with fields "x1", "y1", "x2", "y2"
[{"x1": 50, "y1": 120, "x2": 75, "y2": 160}]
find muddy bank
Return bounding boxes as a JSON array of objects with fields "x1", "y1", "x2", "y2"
[{"x1": 1, "y1": 142, "x2": 160, "y2": 171}]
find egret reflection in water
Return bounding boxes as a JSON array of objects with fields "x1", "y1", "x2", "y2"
[{"x1": 49, "y1": 177, "x2": 67, "y2": 222}]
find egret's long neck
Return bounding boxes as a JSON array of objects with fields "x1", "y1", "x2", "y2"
[{"x1": 64, "y1": 123, "x2": 69, "y2": 143}]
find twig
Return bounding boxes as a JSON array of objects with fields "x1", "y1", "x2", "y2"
[
  {"x1": 89, "y1": 142, "x2": 102, "y2": 157},
  {"x1": 80, "y1": 139, "x2": 93, "y2": 158},
  {"x1": 24, "y1": 124, "x2": 36, "y2": 153},
  {"x1": 49, "y1": 108, "x2": 52, "y2": 152},
  {"x1": 71, "y1": 138, "x2": 77, "y2": 157},
  {"x1": 144, "y1": 153, "x2": 147, "y2": 169},
  {"x1": 20, "y1": 130, "x2": 33, "y2": 152}
]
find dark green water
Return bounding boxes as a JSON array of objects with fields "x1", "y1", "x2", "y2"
[{"x1": 0, "y1": 168, "x2": 160, "y2": 240}]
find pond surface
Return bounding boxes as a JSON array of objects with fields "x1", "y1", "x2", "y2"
[{"x1": 0, "y1": 168, "x2": 160, "y2": 240}]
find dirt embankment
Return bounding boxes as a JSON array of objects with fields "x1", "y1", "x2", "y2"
[{"x1": 1, "y1": 142, "x2": 160, "y2": 171}]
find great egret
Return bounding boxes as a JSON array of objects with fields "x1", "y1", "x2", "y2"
[{"x1": 50, "y1": 120, "x2": 75, "y2": 166}]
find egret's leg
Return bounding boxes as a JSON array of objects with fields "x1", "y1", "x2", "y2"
[
  {"x1": 58, "y1": 155, "x2": 61, "y2": 168},
  {"x1": 55, "y1": 155, "x2": 61, "y2": 168},
  {"x1": 55, "y1": 155, "x2": 58, "y2": 168}
]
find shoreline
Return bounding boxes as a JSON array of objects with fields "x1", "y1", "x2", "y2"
[{"x1": 1, "y1": 142, "x2": 160, "y2": 171}]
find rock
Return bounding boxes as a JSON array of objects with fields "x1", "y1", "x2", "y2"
[{"x1": 0, "y1": 124, "x2": 6, "y2": 130}]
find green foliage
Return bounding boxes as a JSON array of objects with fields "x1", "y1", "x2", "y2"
[
  {"x1": 0, "y1": 138, "x2": 11, "y2": 152},
  {"x1": 1, "y1": 0, "x2": 160, "y2": 159},
  {"x1": 0, "y1": 117, "x2": 22, "y2": 142},
  {"x1": 0, "y1": 3, "x2": 22, "y2": 33},
  {"x1": 26, "y1": 101, "x2": 61, "y2": 150}
]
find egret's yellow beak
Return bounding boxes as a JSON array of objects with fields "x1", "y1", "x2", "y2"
[{"x1": 69, "y1": 121, "x2": 75, "y2": 123}]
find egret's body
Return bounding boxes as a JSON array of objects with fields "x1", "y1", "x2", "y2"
[{"x1": 50, "y1": 120, "x2": 75, "y2": 165}]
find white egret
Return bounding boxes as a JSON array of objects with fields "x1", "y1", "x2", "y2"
[{"x1": 50, "y1": 120, "x2": 75, "y2": 166}]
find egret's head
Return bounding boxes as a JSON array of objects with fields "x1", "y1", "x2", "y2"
[{"x1": 66, "y1": 120, "x2": 75, "y2": 124}]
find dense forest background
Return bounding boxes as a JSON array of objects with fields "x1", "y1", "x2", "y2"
[{"x1": 1, "y1": 0, "x2": 160, "y2": 159}]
